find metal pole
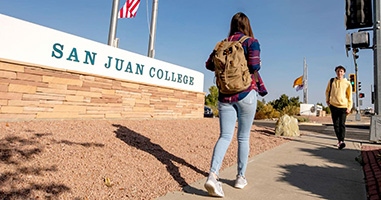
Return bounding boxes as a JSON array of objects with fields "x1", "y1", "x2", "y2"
[
  {"x1": 108, "y1": 0, "x2": 120, "y2": 47},
  {"x1": 303, "y1": 57, "x2": 308, "y2": 104},
  {"x1": 353, "y1": 52, "x2": 361, "y2": 120},
  {"x1": 147, "y1": 0, "x2": 158, "y2": 58},
  {"x1": 370, "y1": 0, "x2": 381, "y2": 141},
  {"x1": 374, "y1": 0, "x2": 381, "y2": 114}
]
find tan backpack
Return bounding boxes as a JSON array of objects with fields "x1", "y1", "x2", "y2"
[{"x1": 213, "y1": 36, "x2": 252, "y2": 94}]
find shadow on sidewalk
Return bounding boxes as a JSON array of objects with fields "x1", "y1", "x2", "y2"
[
  {"x1": 278, "y1": 140, "x2": 364, "y2": 200},
  {"x1": 112, "y1": 124, "x2": 209, "y2": 196}
]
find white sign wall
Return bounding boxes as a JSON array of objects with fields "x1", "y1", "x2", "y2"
[{"x1": 0, "y1": 14, "x2": 204, "y2": 93}]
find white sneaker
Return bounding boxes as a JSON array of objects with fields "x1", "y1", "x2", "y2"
[
  {"x1": 234, "y1": 175, "x2": 247, "y2": 189},
  {"x1": 204, "y1": 173, "x2": 224, "y2": 197}
]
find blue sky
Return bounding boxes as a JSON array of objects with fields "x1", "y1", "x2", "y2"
[{"x1": 0, "y1": 0, "x2": 375, "y2": 108}]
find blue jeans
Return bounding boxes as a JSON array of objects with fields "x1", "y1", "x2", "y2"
[{"x1": 209, "y1": 90, "x2": 257, "y2": 176}]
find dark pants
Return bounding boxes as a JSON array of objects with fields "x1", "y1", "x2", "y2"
[{"x1": 330, "y1": 105, "x2": 347, "y2": 142}]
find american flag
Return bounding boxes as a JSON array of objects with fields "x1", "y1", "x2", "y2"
[{"x1": 118, "y1": 0, "x2": 140, "y2": 18}]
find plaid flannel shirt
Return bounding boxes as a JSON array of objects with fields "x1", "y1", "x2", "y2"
[{"x1": 206, "y1": 32, "x2": 261, "y2": 103}]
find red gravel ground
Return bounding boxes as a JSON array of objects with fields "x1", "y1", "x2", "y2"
[{"x1": 0, "y1": 118, "x2": 290, "y2": 200}]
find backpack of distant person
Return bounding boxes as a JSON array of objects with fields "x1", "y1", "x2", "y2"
[
  {"x1": 328, "y1": 77, "x2": 335, "y2": 100},
  {"x1": 213, "y1": 36, "x2": 252, "y2": 94}
]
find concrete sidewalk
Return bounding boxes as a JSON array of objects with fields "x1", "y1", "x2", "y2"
[{"x1": 157, "y1": 133, "x2": 366, "y2": 200}]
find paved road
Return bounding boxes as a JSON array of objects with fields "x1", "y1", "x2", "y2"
[{"x1": 253, "y1": 120, "x2": 370, "y2": 142}]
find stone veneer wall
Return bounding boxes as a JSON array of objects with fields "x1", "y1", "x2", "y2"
[{"x1": 0, "y1": 59, "x2": 205, "y2": 121}]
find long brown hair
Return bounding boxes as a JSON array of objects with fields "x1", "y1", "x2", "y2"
[{"x1": 228, "y1": 12, "x2": 254, "y2": 37}]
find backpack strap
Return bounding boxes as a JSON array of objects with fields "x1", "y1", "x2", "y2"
[
  {"x1": 254, "y1": 71, "x2": 259, "y2": 82},
  {"x1": 238, "y1": 35, "x2": 250, "y2": 43},
  {"x1": 328, "y1": 78, "x2": 335, "y2": 100},
  {"x1": 216, "y1": 35, "x2": 251, "y2": 51}
]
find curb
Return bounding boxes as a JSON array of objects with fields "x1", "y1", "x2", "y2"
[{"x1": 298, "y1": 122, "x2": 323, "y2": 126}]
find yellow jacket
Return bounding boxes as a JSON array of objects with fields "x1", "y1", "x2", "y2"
[{"x1": 325, "y1": 78, "x2": 353, "y2": 110}]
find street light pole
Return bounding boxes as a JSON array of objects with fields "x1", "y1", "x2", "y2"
[
  {"x1": 374, "y1": 0, "x2": 381, "y2": 114},
  {"x1": 370, "y1": 0, "x2": 381, "y2": 141}
]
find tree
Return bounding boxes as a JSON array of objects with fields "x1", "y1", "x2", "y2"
[
  {"x1": 205, "y1": 86, "x2": 219, "y2": 116},
  {"x1": 289, "y1": 96, "x2": 301, "y2": 107},
  {"x1": 205, "y1": 86, "x2": 218, "y2": 108},
  {"x1": 269, "y1": 94, "x2": 302, "y2": 112},
  {"x1": 269, "y1": 94, "x2": 290, "y2": 111},
  {"x1": 256, "y1": 100, "x2": 265, "y2": 113},
  {"x1": 281, "y1": 105, "x2": 300, "y2": 116}
]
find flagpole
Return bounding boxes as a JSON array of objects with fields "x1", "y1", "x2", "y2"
[
  {"x1": 108, "y1": 0, "x2": 120, "y2": 47},
  {"x1": 303, "y1": 57, "x2": 308, "y2": 104},
  {"x1": 147, "y1": 0, "x2": 158, "y2": 58}
]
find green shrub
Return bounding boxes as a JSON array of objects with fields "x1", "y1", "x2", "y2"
[
  {"x1": 255, "y1": 104, "x2": 280, "y2": 119},
  {"x1": 254, "y1": 111, "x2": 266, "y2": 120},
  {"x1": 211, "y1": 106, "x2": 219, "y2": 117},
  {"x1": 294, "y1": 116, "x2": 309, "y2": 122},
  {"x1": 280, "y1": 105, "x2": 300, "y2": 116}
]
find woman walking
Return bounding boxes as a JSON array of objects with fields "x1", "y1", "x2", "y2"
[{"x1": 204, "y1": 12, "x2": 265, "y2": 197}]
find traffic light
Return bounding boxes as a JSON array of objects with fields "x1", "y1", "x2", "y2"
[
  {"x1": 345, "y1": 0, "x2": 373, "y2": 30},
  {"x1": 358, "y1": 81, "x2": 362, "y2": 91},
  {"x1": 349, "y1": 73, "x2": 356, "y2": 92},
  {"x1": 359, "y1": 93, "x2": 365, "y2": 98}
]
